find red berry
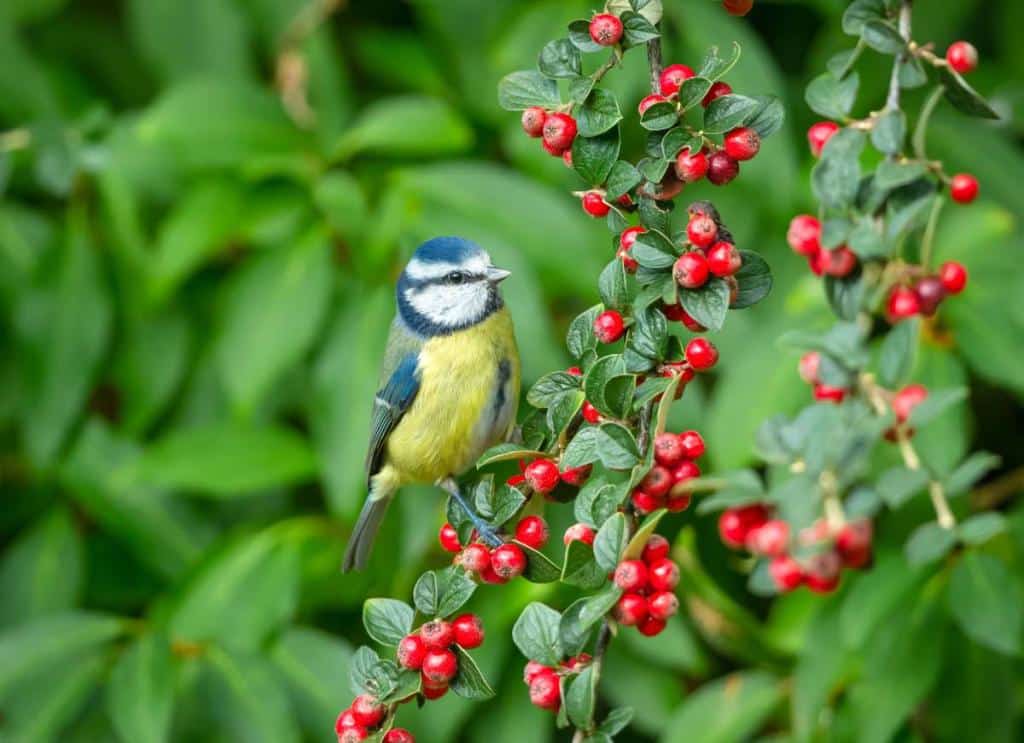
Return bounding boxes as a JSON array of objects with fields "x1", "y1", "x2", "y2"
[
  {"x1": 887, "y1": 286, "x2": 921, "y2": 321},
  {"x1": 671, "y1": 460, "x2": 700, "y2": 488},
  {"x1": 666, "y1": 493, "x2": 692, "y2": 512},
  {"x1": 640, "y1": 466, "x2": 672, "y2": 498},
  {"x1": 807, "y1": 121, "x2": 839, "y2": 157},
  {"x1": 685, "y1": 337, "x2": 719, "y2": 371},
  {"x1": 631, "y1": 488, "x2": 661, "y2": 514},
  {"x1": 638, "y1": 94, "x2": 669, "y2": 115},
  {"x1": 582, "y1": 400, "x2": 601, "y2": 424},
  {"x1": 581, "y1": 190, "x2": 610, "y2": 217},
  {"x1": 613, "y1": 592, "x2": 650, "y2": 626},
  {"x1": 939, "y1": 261, "x2": 967, "y2": 294},
  {"x1": 351, "y1": 695, "x2": 385, "y2": 728},
  {"x1": 422, "y1": 648, "x2": 458, "y2": 683},
  {"x1": 659, "y1": 63, "x2": 695, "y2": 96},
  {"x1": 949, "y1": 173, "x2": 978, "y2": 204},
  {"x1": 339, "y1": 726, "x2": 369, "y2": 743},
  {"x1": 706, "y1": 151, "x2": 740, "y2": 185},
  {"x1": 637, "y1": 616, "x2": 667, "y2": 637},
  {"x1": 567, "y1": 366, "x2": 583, "y2": 377},
  {"x1": 524, "y1": 458, "x2": 560, "y2": 494},
  {"x1": 702, "y1": 81, "x2": 732, "y2": 107},
  {"x1": 798, "y1": 352, "x2": 820, "y2": 385},
  {"x1": 686, "y1": 215, "x2": 718, "y2": 249},
  {"x1": 452, "y1": 613, "x2": 485, "y2": 649},
  {"x1": 564, "y1": 523, "x2": 595, "y2": 546},
  {"x1": 642, "y1": 534, "x2": 671, "y2": 564},
  {"x1": 678, "y1": 430, "x2": 705, "y2": 459},
  {"x1": 515, "y1": 516, "x2": 549, "y2": 549},
  {"x1": 438, "y1": 523, "x2": 461, "y2": 553},
  {"x1": 719, "y1": 504, "x2": 769, "y2": 548},
  {"x1": 746, "y1": 519, "x2": 789, "y2": 557},
  {"x1": 647, "y1": 558, "x2": 680, "y2": 591},
  {"x1": 787, "y1": 215, "x2": 821, "y2": 256},
  {"x1": 723, "y1": 0, "x2": 755, "y2": 15},
  {"x1": 420, "y1": 676, "x2": 448, "y2": 699},
  {"x1": 674, "y1": 147, "x2": 708, "y2": 182},
  {"x1": 823, "y1": 246, "x2": 857, "y2": 278},
  {"x1": 420, "y1": 620, "x2": 453, "y2": 650},
  {"x1": 523, "y1": 660, "x2": 547, "y2": 684},
  {"x1": 674, "y1": 252, "x2": 710, "y2": 289},
  {"x1": 491, "y1": 543, "x2": 527, "y2": 580},
  {"x1": 521, "y1": 107, "x2": 547, "y2": 138},
  {"x1": 542, "y1": 113, "x2": 577, "y2": 153},
  {"x1": 663, "y1": 304, "x2": 706, "y2": 332},
  {"x1": 723, "y1": 127, "x2": 760, "y2": 161},
  {"x1": 946, "y1": 41, "x2": 978, "y2": 74},
  {"x1": 589, "y1": 13, "x2": 624, "y2": 45},
  {"x1": 835, "y1": 520, "x2": 873, "y2": 569},
  {"x1": 336, "y1": 709, "x2": 359, "y2": 734},
  {"x1": 613, "y1": 560, "x2": 649, "y2": 592},
  {"x1": 541, "y1": 139, "x2": 564, "y2": 156},
  {"x1": 769, "y1": 555, "x2": 804, "y2": 592},
  {"x1": 594, "y1": 310, "x2": 625, "y2": 343},
  {"x1": 805, "y1": 552, "x2": 841, "y2": 594},
  {"x1": 813, "y1": 383, "x2": 846, "y2": 403},
  {"x1": 706, "y1": 241, "x2": 742, "y2": 277},
  {"x1": 892, "y1": 383, "x2": 928, "y2": 423},
  {"x1": 654, "y1": 432, "x2": 686, "y2": 466},
  {"x1": 507, "y1": 473, "x2": 527, "y2": 488},
  {"x1": 528, "y1": 668, "x2": 561, "y2": 710},
  {"x1": 562, "y1": 653, "x2": 591, "y2": 672},
  {"x1": 397, "y1": 634, "x2": 427, "y2": 670},
  {"x1": 562, "y1": 149, "x2": 573, "y2": 167},
  {"x1": 915, "y1": 276, "x2": 946, "y2": 316},
  {"x1": 620, "y1": 225, "x2": 644, "y2": 251},
  {"x1": 647, "y1": 591, "x2": 679, "y2": 620},
  {"x1": 384, "y1": 729, "x2": 415, "y2": 743},
  {"x1": 459, "y1": 543, "x2": 491, "y2": 574}
]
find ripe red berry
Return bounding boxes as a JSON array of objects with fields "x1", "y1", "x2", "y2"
[
  {"x1": 946, "y1": 41, "x2": 978, "y2": 74},
  {"x1": 581, "y1": 400, "x2": 601, "y2": 424},
  {"x1": 339, "y1": 726, "x2": 369, "y2": 743},
  {"x1": 638, "y1": 94, "x2": 669, "y2": 116},
  {"x1": 666, "y1": 492, "x2": 692, "y2": 512},
  {"x1": 521, "y1": 107, "x2": 547, "y2": 138},
  {"x1": 613, "y1": 592, "x2": 649, "y2": 626},
  {"x1": 835, "y1": 520, "x2": 873, "y2": 569},
  {"x1": 351, "y1": 694, "x2": 385, "y2": 728},
  {"x1": 523, "y1": 660, "x2": 547, "y2": 684},
  {"x1": 452, "y1": 613, "x2": 485, "y2": 649},
  {"x1": 613, "y1": 560, "x2": 649, "y2": 592},
  {"x1": 422, "y1": 648, "x2": 458, "y2": 683},
  {"x1": 887, "y1": 286, "x2": 921, "y2": 321},
  {"x1": 674, "y1": 147, "x2": 708, "y2": 183},
  {"x1": 647, "y1": 591, "x2": 679, "y2": 620},
  {"x1": 949, "y1": 173, "x2": 978, "y2": 204},
  {"x1": 438, "y1": 523, "x2": 461, "y2": 553},
  {"x1": 589, "y1": 13, "x2": 624, "y2": 45},
  {"x1": 567, "y1": 366, "x2": 583, "y2": 377},
  {"x1": 562, "y1": 149, "x2": 574, "y2": 167},
  {"x1": 787, "y1": 215, "x2": 821, "y2": 256},
  {"x1": 706, "y1": 241, "x2": 742, "y2": 277},
  {"x1": 823, "y1": 246, "x2": 857, "y2": 278},
  {"x1": 618, "y1": 227, "x2": 643, "y2": 272},
  {"x1": 564, "y1": 523, "x2": 595, "y2": 546},
  {"x1": 491, "y1": 543, "x2": 527, "y2": 580},
  {"x1": 723, "y1": 0, "x2": 755, "y2": 15},
  {"x1": 671, "y1": 460, "x2": 701, "y2": 489},
  {"x1": 769, "y1": 555, "x2": 804, "y2": 592},
  {"x1": 702, "y1": 81, "x2": 732, "y2": 107},
  {"x1": 631, "y1": 488, "x2": 661, "y2": 514},
  {"x1": 581, "y1": 190, "x2": 610, "y2": 217},
  {"x1": 384, "y1": 729, "x2": 415, "y2": 743},
  {"x1": 562, "y1": 653, "x2": 591, "y2": 672},
  {"x1": 420, "y1": 620, "x2": 453, "y2": 650},
  {"x1": 459, "y1": 543, "x2": 491, "y2": 574},
  {"x1": 674, "y1": 252, "x2": 710, "y2": 289},
  {"x1": 640, "y1": 465, "x2": 672, "y2": 499},
  {"x1": 637, "y1": 616, "x2": 667, "y2": 637},
  {"x1": 723, "y1": 127, "x2": 761, "y2": 161},
  {"x1": 397, "y1": 634, "x2": 427, "y2": 670},
  {"x1": 719, "y1": 504, "x2": 768, "y2": 548},
  {"x1": 746, "y1": 519, "x2": 789, "y2": 557},
  {"x1": 663, "y1": 304, "x2": 706, "y2": 332},
  {"x1": 805, "y1": 552, "x2": 841, "y2": 594},
  {"x1": 892, "y1": 383, "x2": 928, "y2": 423},
  {"x1": 524, "y1": 458, "x2": 560, "y2": 494},
  {"x1": 685, "y1": 337, "x2": 719, "y2": 371},
  {"x1": 594, "y1": 310, "x2": 625, "y2": 343},
  {"x1": 620, "y1": 225, "x2": 644, "y2": 251},
  {"x1": 706, "y1": 150, "x2": 740, "y2": 185},
  {"x1": 420, "y1": 676, "x2": 448, "y2": 699},
  {"x1": 915, "y1": 276, "x2": 946, "y2": 316},
  {"x1": 659, "y1": 63, "x2": 696, "y2": 96},
  {"x1": 798, "y1": 351, "x2": 820, "y2": 385},
  {"x1": 807, "y1": 121, "x2": 839, "y2": 157},
  {"x1": 686, "y1": 215, "x2": 718, "y2": 248},
  {"x1": 654, "y1": 432, "x2": 686, "y2": 466},
  {"x1": 541, "y1": 112, "x2": 577, "y2": 153},
  {"x1": 528, "y1": 668, "x2": 561, "y2": 710},
  {"x1": 939, "y1": 260, "x2": 968, "y2": 294},
  {"x1": 813, "y1": 383, "x2": 846, "y2": 403},
  {"x1": 336, "y1": 709, "x2": 359, "y2": 734},
  {"x1": 678, "y1": 430, "x2": 705, "y2": 459},
  {"x1": 515, "y1": 515, "x2": 549, "y2": 549},
  {"x1": 642, "y1": 534, "x2": 671, "y2": 564},
  {"x1": 647, "y1": 558, "x2": 680, "y2": 591}
]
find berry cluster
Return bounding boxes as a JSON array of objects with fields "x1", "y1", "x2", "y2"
[
  {"x1": 521, "y1": 107, "x2": 577, "y2": 161},
  {"x1": 334, "y1": 696, "x2": 411, "y2": 743},
  {"x1": 631, "y1": 430, "x2": 705, "y2": 514},
  {"x1": 718, "y1": 504, "x2": 874, "y2": 594},
  {"x1": 785, "y1": 215, "x2": 858, "y2": 279},
  {"x1": 611, "y1": 536, "x2": 680, "y2": 636},
  {"x1": 523, "y1": 653, "x2": 592, "y2": 712},
  {"x1": 440, "y1": 523, "x2": 529, "y2": 583},
  {"x1": 396, "y1": 615, "x2": 485, "y2": 698},
  {"x1": 886, "y1": 260, "x2": 968, "y2": 322}
]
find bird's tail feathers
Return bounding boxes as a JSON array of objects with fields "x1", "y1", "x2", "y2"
[{"x1": 342, "y1": 476, "x2": 396, "y2": 573}]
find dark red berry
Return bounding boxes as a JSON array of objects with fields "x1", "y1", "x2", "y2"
[
  {"x1": 674, "y1": 147, "x2": 708, "y2": 182},
  {"x1": 674, "y1": 252, "x2": 710, "y2": 289},
  {"x1": 647, "y1": 591, "x2": 679, "y2": 620},
  {"x1": 835, "y1": 520, "x2": 873, "y2": 569},
  {"x1": 654, "y1": 432, "x2": 686, "y2": 466},
  {"x1": 685, "y1": 337, "x2": 719, "y2": 371},
  {"x1": 950, "y1": 173, "x2": 978, "y2": 204},
  {"x1": 915, "y1": 276, "x2": 946, "y2": 315},
  {"x1": 706, "y1": 241, "x2": 741, "y2": 277},
  {"x1": 647, "y1": 558, "x2": 680, "y2": 591},
  {"x1": 638, "y1": 94, "x2": 669, "y2": 115},
  {"x1": 452, "y1": 613, "x2": 485, "y2": 649},
  {"x1": 637, "y1": 616, "x2": 667, "y2": 636},
  {"x1": 561, "y1": 464, "x2": 591, "y2": 487},
  {"x1": 746, "y1": 519, "x2": 789, "y2": 557},
  {"x1": 589, "y1": 13, "x2": 624, "y2": 45},
  {"x1": 787, "y1": 215, "x2": 821, "y2": 256},
  {"x1": 813, "y1": 383, "x2": 846, "y2": 403},
  {"x1": 397, "y1": 634, "x2": 427, "y2": 670},
  {"x1": 459, "y1": 543, "x2": 491, "y2": 574},
  {"x1": 564, "y1": 523, "x2": 595, "y2": 546},
  {"x1": 524, "y1": 458, "x2": 560, "y2": 494},
  {"x1": 384, "y1": 729, "x2": 415, "y2": 743},
  {"x1": 528, "y1": 668, "x2": 561, "y2": 710},
  {"x1": 887, "y1": 286, "x2": 921, "y2": 321},
  {"x1": 666, "y1": 493, "x2": 692, "y2": 512},
  {"x1": 581, "y1": 191, "x2": 610, "y2": 217},
  {"x1": 706, "y1": 151, "x2": 740, "y2": 185},
  {"x1": 594, "y1": 310, "x2": 625, "y2": 343},
  {"x1": 723, "y1": 0, "x2": 755, "y2": 15},
  {"x1": 491, "y1": 543, "x2": 527, "y2": 580},
  {"x1": 807, "y1": 121, "x2": 839, "y2": 157},
  {"x1": 798, "y1": 352, "x2": 820, "y2": 385},
  {"x1": 892, "y1": 383, "x2": 928, "y2": 423},
  {"x1": 939, "y1": 261, "x2": 967, "y2": 293},
  {"x1": 659, "y1": 63, "x2": 695, "y2": 96},
  {"x1": 542, "y1": 112, "x2": 577, "y2": 153},
  {"x1": 678, "y1": 430, "x2": 705, "y2": 459},
  {"x1": 613, "y1": 560, "x2": 649, "y2": 592},
  {"x1": 521, "y1": 107, "x2": 547, "y2": 138},
  {"x1": 613, "y1": 592, "x2": 649, "y2": 626},
  {"x1": 642, "y1": 535, "x2": 671, "y2": 564},
  {"x1": 420, "y1": 676, "x2": 448, "y2": 699},
  {"x1": 631, "y1": 489, "x2": 661, "y2": 514},
  {"x1": 582, "y1": 400, "x2": 601, "y2": 424},
  {"x1": 439, "y1": 523, "x2": 461, "y2": 553},
  {"x1": 805, "y1": 552, "x2": 842, "y2": 594},
  {"x1": 702, "y1": 81, "x2": 731, "y2": 107},
  {"x1": 946, "y1": 41, "x2": 978, "y2": 74},
  {"x1": 515, "y1": 516, "x2": 549, "y2": 549},
  {"x1": 723, "y1": 126, "x2": 760, "y2": 161},
  {"x1": 769, "y1": 555, "x2": 804, "y2": 592},
  {"x1": 823, "y1": 246, "x2": 857, "y2": 277},
  {"x1": 641, "y1": 467, "x2": 672, "y2": 499},
  {"x1": 420, "y1": 620, "x2": 453, "y2": 650}
]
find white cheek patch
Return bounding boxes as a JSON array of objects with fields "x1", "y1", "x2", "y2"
[
  {"x1": 405, "y1": 283, "x2": 490, "y2": 328},
  {"x1": 406, "y1": 252, "x2": 492, "y2": 281}
]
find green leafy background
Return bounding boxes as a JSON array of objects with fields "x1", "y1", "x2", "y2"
[{"x1": 1, "y1": 1, "x2": 1022, "y2": 741}]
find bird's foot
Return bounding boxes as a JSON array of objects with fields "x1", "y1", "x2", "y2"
[{"x1": 439, "y1": 478, "x2": 503, "y2": 548}]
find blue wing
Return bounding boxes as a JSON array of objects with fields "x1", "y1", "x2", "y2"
[{"x1": 364, "y1": 352, "x2": 420, "y2": 486}]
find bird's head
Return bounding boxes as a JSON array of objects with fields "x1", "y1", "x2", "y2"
[{"x1": 397, "y1": 237, "x2": 511, "y2": 336}]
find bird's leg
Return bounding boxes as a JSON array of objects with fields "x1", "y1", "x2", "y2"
[{"x1": 438, "y1": 477, "x2": 503, "y2": 548}]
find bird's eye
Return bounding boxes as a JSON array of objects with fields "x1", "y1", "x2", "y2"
[{"x1": 446, "y1": 271, "x2": 466, "y2": 284}]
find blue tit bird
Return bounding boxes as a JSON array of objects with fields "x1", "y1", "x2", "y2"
[{"x1": 342, "y1": 236, "x2": 520, "y2": 572}]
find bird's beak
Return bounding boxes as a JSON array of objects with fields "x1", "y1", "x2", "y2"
[{"x1": 486, "y1": 266, "x2": 512, "y2": 284}]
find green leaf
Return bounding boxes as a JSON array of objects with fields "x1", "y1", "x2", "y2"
[
  {"x1": 565, "y1": 665, "x2": 596, "y2": 729},
  {"x1": 538, "y1": 38, "x2": 581, "y2": 79},
  {"x1": 898, "y1": 55, "x2": 928, "y2": 88},
  {"x1": 413, "y1": 567, "x2": 477, "y2": 618},
  {"x1": 477, "y1": 443, "x2": 550, "y2": 468},
  {"x1": 596, "y1": 423, "x2": 641, "y2": 470},
  {"x1": 593, "y1": 512, "x2": 628, "y2": 572},
  {"x1": 349, "y1": 646, "x2": 386, "y2": 697},
  {"x1": 661, "y1": 672, "x2": 784, "y2": 743},
  {"x1": 129, "y1": 422, "x2": 317, "y2": 496},
  {"x1": 640, "y1": 101, "x2": 678, "y2": 131},
  {"x1": 572, "y1": 128, "x2": 620, "y2": 186},
  {"x1": 561, "y1": 539, "x2": 606, "y2": 589},
  {"x1": 599, "y1": 258, "x2": 631, "y2": 311},
  {"x1": 824, "y1": 273, "x2": 865, "y2": 322},
  {"x1": 957, "y1": 513, "x2": 1007, "y2": 545},
  {"x1": 517, "y1": 542, "x2": 562, "y2": 584},
  {"x1": 871, "y1": 109, "x2": 906, "y2": 155},
  {"x1": 842, "y1": 0, "x2": 886, "y2": 35},
  {"x1": 744, "y1": 95, "x2": 786, "y2": 138},
  {"x1": 876, "y1": 465, "x2": 930, "y2": 508},
  {"x1": 697, "y1": 42, "x2": 742, "y2": 80},
  {"x1": 585, "y1": 355, "x2": 627, "y2": 416},
  {"x1": 605, "y1": 161, "x2": 642, "y2": 199},
  {"x1": 497, "y1": 70, "x2": 560, "y2": 110},
  {"x1": 702, "y1": 94, "x2": 760, "y2": 134},
  {"x1": 362, "y1": 599, "x2": 414, "y2": 646},
  {"x1": 204, "y1": 648, "x2": 300, "y2": 743},
  {"x1": 567, "y1": 20, "x2": 604, "y2": 53},
  {"x1": 620, "y1": 10, "x2": 659, "y2": 47},
  {"x1": 107, "y1": 632, "x2": 175, "y2": 743},
  {"x1": 878, "y1": 317, "x2": 918, "y2": 387},
  {"x1": 805, "y1": 71, "x2": 859, "y2": 119},
  {"x1": 572, "y1": 584, "x2": 622, "y2": 635},
  {"x1": 631, "y1": 230, "x2": 677, "y2": 270},
  {"x1": 563, "y1": 426, "x2": 601, "y2": 470},
  {"x1": 334, "y1": 96, "x2": 473, "y2": 159},
  {"x1": 577, "y1": 88, "x2": 623, "y2": 137},
  {"x1": 861, "y1": 19, "x2": 906, "y2": 54},
  {"x1": 944, "y1": 452, "x2": 1001, "y2": 497},
  {"x1": 947, "y1": 552, "x2": 1021, "y2": 655},
  {"x1": 731, "y1": 251, "x2": 772, "y2": 309},
  {"x1": 450, "y1": 646, "x2": 496, "y2": 699},
  {"x1": 478, "y1": 480, "x2": 527, "y2": 527},
  {"x1": 680, "y1": 278, "x2": 730, "y2": 331},
  {"x1": 812, "y1": 127, "x2": 866, "y2": 209},
  {"x1": 828, "y1": 47, "x2": 863, "y2": 78},
  {"x1": 908, "y1": 387, "x2": 968, "y2": 427},
  {"x1": 599, "y1": 706, "x2": 635, "y2": 736},
  {"x1": 624, "y1": 509, "x2": 667, "y2": 560},
  {"x1": 528, "y1": 371, "x2": 581, "y2": 408},
  {"x1": 677, "y1": 77, "x2": 713, "y2": 110},
  {"x1": 512, "y1": 602, "x2": 563, "y2": 666},
  {"x1": 874, "y1": 160, "x2": 927, "y2": 190},
  {"x1": 904, "y1": 522, "x2": 957, "y2": 566},
  {"x1": 938, "y1": 66, "x2": 999, "y2": 120},
  {"x1": 567, "y1": 305, "x2": 602, "y2": 359}
]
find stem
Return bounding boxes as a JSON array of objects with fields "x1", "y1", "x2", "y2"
[
  {"x1": 895, "y1": 420, "x2": 956, "y2": 529},
  {"x1": 912, "y1": 85, "x2": 944, "y2": 161},
  {"x1": 820, "y1": 470, "x2": 846, "y2": 531},
  {"x1": 919, "y1": 194, "x2": 944, "y2": 269},
  {"x1": 572, "y1": 622, "x2": 613, "y2": 742},
  {"x1": 884, "y1": 0, "x2": 913, "y2": 114},
  {"x1": 591, "y1": 48, "x2": 623, "y2": 87},
  {"x1": 647, "y1": 37, "x2": 663, "y2": 94}
]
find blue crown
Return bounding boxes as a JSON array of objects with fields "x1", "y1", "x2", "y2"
[{"x1": 411, "y1": 236, "x2": 483, "y2": 264}]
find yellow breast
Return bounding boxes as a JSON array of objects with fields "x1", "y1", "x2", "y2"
[{"x1": 384, "y1": 308, "x2": 519, "y2": 485}]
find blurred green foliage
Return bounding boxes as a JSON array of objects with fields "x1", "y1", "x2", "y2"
[{"x1": 0, "y1": 1, "x2": 1022, "y2": 742}]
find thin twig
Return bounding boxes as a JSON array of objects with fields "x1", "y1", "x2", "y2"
[
  {"x1": 884, "y1": 0, "x2": 913, "y2": 113},
  {"x1": 647, "y1": 37, "x2": 663, "y2": 95}
]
